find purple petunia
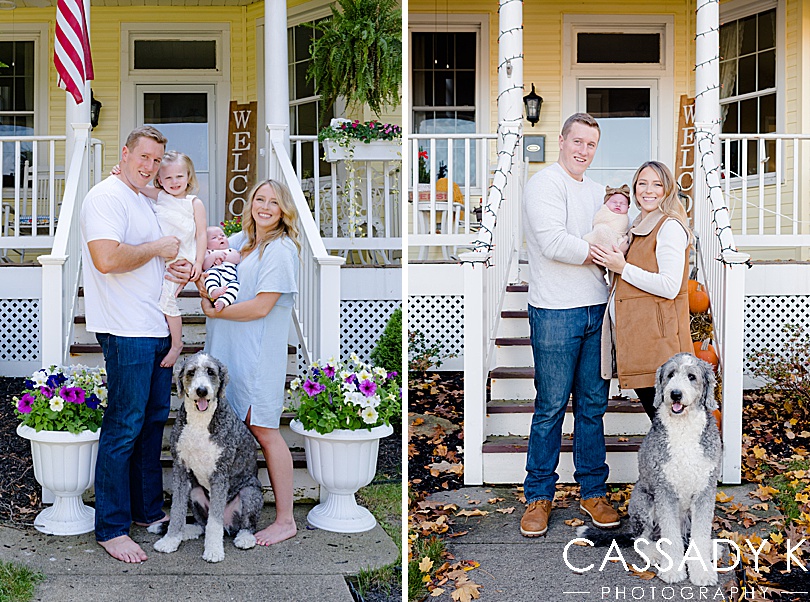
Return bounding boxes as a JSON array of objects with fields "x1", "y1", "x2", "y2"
[
  {"x1": 17, "y1": 393, "x2": 34, "y2": 414},
  {"x1": 386, "y1": 371, "x2": 398, "y2": 380},
  {"x1": 303, "y1": 379, "x2": 326, "y2": 397},
  {"x1": 46, "y1": 373, "x2": 67, "y2": 389},
  {"x1": 344, "y1": 374, "x2": 358, "y2": 385},
  {"x1": 40, "y1": 386, "x2": 54, "y2": 399},
  {"x1": 85, "y1": 394, "x2": 100, "y2": 410},
  {"x1": 60, "y1": 386, "x2": 86, "y2": 404},
  {"x1": 323, "y1": 365, "x2": 336, "y2": 378},
  {"x1": 311, "y1": 367, "x2": 321, "y2": 377},
  {"x1": 359, "y1": 379, "x2": 377, "y2": 397}
]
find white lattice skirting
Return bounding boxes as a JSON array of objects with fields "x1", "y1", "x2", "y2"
[
  {"x1": 0, "y1": 299, "x2": 40, "y2": 362},
  {"x1": 744, "y1": 294, "x2": 810, "y2": 376},
  {"x1": 340, "y1": 300, "x2": 401, "y2": 364},
  {"x1": 407, "y1": 295, "x2": 464, "y2": 368}
]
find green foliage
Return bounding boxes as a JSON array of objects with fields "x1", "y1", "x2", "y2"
[
  {"x1": 408, "y1": 330, "x2": 454, "y2": 374},
  {"x1": 307, "y1": 0, "x2": 402, "y2": 117},
  {"x1": 768, "y1": 460, "x2": 810, "y2": 524},
  {"x1": 220, "y1": 216, "x2": 242, "y2": 236},
  {"x1": 0, "y1": 560, "x2": 43, "y2": 602},
  {"x1": 12, "y1": 366, "x2": 106, "y2": 434},
  {"x1": 370, "y1": 307, "x2": 402, "y2": 384},
  {"x1": 289, "y1": 356, "x2": 401, "y2": 435},
  {"x1": 747, "y1": 323, "x2": 810, "y2": 416},
  {"x1": 317, "y1": 119, "x2": 402, "y2": 145},
  {"x1": 408, "y1": 535, "x2": 446, "y2": 602}
]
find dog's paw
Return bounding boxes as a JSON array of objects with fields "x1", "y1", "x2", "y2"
[
  {"x1": 689, "y1": 568, "x2": 718, "y2": 587},
  {"x1": 233, "y1": 530, "x2": 257, "y2": 550},
  {"x1": 153, "y1": 535, "x2": 181, "y2": 554},
  {"x1": 202, "y1": 545, "x2": 226, "y2": 563},
  {"x1": 182, "y1": 523, "x2": 204, "y2": 541},
  {"x1": 657, "y1": 567, "x2": 688, "y2": 584}
]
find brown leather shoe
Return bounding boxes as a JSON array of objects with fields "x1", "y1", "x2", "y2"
[
  {"x1": 580, "y1": 496, "x2": 620, "y2": 528},
  {"x1": 520, "y1": 499, "x2": 552, "y2": 537}
]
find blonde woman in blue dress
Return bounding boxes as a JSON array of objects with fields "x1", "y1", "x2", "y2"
[{"x1": 200, "y1": 180, "x2": 300, "y2": 545}]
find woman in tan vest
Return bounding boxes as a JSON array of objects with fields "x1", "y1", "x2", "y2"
[{"x1": 590, "y1": 161, "x2": 693, "y2": 418}]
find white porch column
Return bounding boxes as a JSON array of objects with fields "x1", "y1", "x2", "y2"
[
  {"x1": 497, "y1": 0, "x2": 523, "y2": 152},
  {"x1": 695, "y1": 0, "x2": 721, "y2": 157},
  {"x1": 265, "y1": 0, "x2": 290, "y2": 153}
]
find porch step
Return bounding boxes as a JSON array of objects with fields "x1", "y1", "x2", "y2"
[
  {"x1": 487, "y1": 397, "x2": 650, "y2": 438},
  {"x1": 481, "y1": 435, "x2": 643, "y2": 484},
  {"x1": 490, "y1": 366, "x2": 535, "y2": 399},
  {"x1": 502, "y1": 283, "x2": 528, "y2": 311},
  {"x1": 162, "y1": 408, "x2": 302, "y2": 450}
]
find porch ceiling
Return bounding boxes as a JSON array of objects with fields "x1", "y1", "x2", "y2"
[{"x1": 12, "y1": 0, "x2": 257, "y2": 7}]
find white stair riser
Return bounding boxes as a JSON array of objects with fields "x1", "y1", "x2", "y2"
[
  {"x1": 497, "y1": 317, "x2": 530, "y2": 338},
  {"x1": 73, "y1": 322, "x2": 207, "y2": 346},
  {"x1": 160, "y1": 466, "x2": 319, "y2": 503},
  {"x1": 491, "y1": 377, "x2": 535, "y2": 400},
  {"x1": 502, "y1": 291, "x2": 528, "y2": 311},
  {"x1": 482, "y1": 451, "x2": 639, "y2": 485},
  {"x1": 495, "y1": 344, "x2": 532, "y2": 367},
  {"x1": 77, "y1": 295, "x2": 204, "y2": 316},
  {"x1": 487, "y1": 411, "x2": 651, "y2": 438}
]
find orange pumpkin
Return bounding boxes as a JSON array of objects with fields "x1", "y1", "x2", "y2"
[
  {"x1": 689, "y1": 283, "x2": 710, "y2": 313},
  {"x1": 713, "y1": 409, "x2": 722, "y2": 433},
  {"x1": 694, "y1": 339, "x2": 719, "y2": 372},
  {"x1": 688, "y1": 279, "x2": 700, "y2": 296}
]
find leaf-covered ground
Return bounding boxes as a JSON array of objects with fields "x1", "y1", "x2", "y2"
[
  {"x1": 407, "y1": 372, "x2": 810, "y2": 602},
  {"x1": 0, "y1": 377, "x2": 40, "y2": 526}
]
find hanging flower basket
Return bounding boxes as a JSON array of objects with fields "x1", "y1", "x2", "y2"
[{"x1": 323, "y1": 139, "x2": 402, "y2": 163}]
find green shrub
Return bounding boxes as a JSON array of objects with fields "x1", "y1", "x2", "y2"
[
  {"x1": 408, "y1": 329, "x2": 454, "y2": 374},
  {"x1": 370, "y1": 307, "x2": 402, "y2": 383}
]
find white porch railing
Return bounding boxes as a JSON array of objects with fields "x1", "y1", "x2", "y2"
[
  {"x1": 268, "y1": 127, "x2": 344, "y2": 364},
  {"x1": 38, "y1": 126, "x2": 94, "y2": 367},
  {"x1": 290, "y1": 135, "x2": 402, "y2": 263},
  {"x1": 718, "y1": 133, "x2": 810, "y2": 247},
  {"x1": 408, "y1": 133, "x2": 498, "y2": 259}
]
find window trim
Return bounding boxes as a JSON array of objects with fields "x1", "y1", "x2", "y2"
[
  {"x1": 124, "y1": 27, "x2": 225, "y2": 76},
  {"x1": 0, "y1": 23, "x2": 49, "y2": 136},
  {"x1": 408, "y1": 13, "x2": 490, "y2": 135}
]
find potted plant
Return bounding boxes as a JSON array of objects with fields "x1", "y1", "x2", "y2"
[
  {"x1": 288, "y1": 354, "x2": 401, "y2": 533},
  {"x1": 12, "y1": 365, "x2": 107, "y2": 535},
  {"x1": 307, "y1": 0, "x2": 401, "y2": 118},
  {"x1": 318, "y1": 118, "x2": 402, "y2": 163}
]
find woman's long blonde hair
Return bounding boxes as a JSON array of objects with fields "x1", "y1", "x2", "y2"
[
  {"x1": 240, "y1": 179, "x2": 302, "y2": 258},
  {"x1": 631, "y1": 161, "x2": 694, "y2": 245}
]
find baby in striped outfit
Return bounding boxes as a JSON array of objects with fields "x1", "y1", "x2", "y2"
[{"x1": 203, "y1": 226, "x2": 242, "y2": 312}]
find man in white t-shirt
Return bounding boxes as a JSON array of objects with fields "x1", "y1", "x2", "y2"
[
  {"x1": 519, "y1": 113, "x2": 620, "y2": 538},
  {"x1": 80, "y1": 126, "x2": 191, "y2": 563}
]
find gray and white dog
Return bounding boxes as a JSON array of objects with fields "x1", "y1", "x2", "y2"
[
  {"x1": 579, "y1": 353, "x2": 722, "y2": 586},
  {"x1": 154, "y1": 352, "x2": 263, "y2": 563}
]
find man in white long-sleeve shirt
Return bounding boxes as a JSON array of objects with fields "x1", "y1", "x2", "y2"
[{"x1": 519, "y1": 113, "x2": 620, "y2": 537}]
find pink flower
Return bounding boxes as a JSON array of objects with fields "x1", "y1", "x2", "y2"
[
  {"x1": 359, "y1": 379, "x2": 377, "y2": 397},
  {"x1": 40, "y1": 386, "x2": 53, "y2": 399},
  {"x1": 303, "y1": 379, "x2": 326, "y2": 397},
  {"x1": 60, "y1": 386, "x2": 86, "y2": 404},
  {"x1": 17, "y1": 393, "x2": 34, "y2": 414}
]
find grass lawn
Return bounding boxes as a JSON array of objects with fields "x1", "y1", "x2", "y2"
[
  {"x1": 354, "y1": 479, "x2": 403, "y2": 601},
  {"x1": 0, "y1": 560, "x2": 42, "y2": 602}
]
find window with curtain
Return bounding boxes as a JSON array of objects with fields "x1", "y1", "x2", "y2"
[
  {"x1": 412, "y1": 31, "x2": 478, "y2": 186},
  {"x1": 288, "y1": 19, "x2": 333, "y2": 181},
  {"x1": 719, "y1": 8, "x2": 776, "y2": 177},
  {"x1": 0, "y1": 41, "x2": 35, "y2": 187}
]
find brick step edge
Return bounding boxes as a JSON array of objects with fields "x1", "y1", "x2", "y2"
[
  {"x1": 160, "y1": 450, "x2": 307, "y2": 470},
  {"x1": 488, "y1": 397, "x2": 645, "y2": 414},
  {"x1": 75, "y1": 315, "x2": 206, "y2": 325},
  {"x1": 70, "y1": 343, "x2": 298, "y2": 355},
  {"x1": 483, "y1": 435, "x2": 645, "y2": 454}
]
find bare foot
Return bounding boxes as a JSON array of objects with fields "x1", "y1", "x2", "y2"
[
  {"x1": 209, "y1": 286, "x2": 225, "y2": 300},
  {"x1": 99, "y1": 535, "x2": 148, "y2": 563},
  {"x1": 160, "y1": 346, "x2": 183, "y2": 368},
  {"x1": 214, "y1": 300, "x2": 226, "y2": 312},
  {"x1": 254, "y1": 520, "x2": 297, "y2": 546}
]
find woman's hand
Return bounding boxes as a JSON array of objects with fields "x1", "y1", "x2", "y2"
[
  {"x1": 591, "y1": 244, "x2": 627, "y2": 274},
  {"x1": 200, "y1": 295, "x2": 216, "y2": 318}
]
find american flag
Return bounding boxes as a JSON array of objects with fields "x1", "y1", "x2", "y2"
[{"x1": 54, "y1": 0, "x2": 94, "y2": 104}]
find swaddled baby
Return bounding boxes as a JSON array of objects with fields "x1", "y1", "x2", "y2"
[{"x1": 584, "y1": 185, "x2": 631, "y2": 249}]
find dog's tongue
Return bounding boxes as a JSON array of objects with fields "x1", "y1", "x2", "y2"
[
  {"x1": 671, "y1": 402, "x2": 684, "y2": 414},
  {"x1": 196, "y1": 398, "x2": 209, "y2": 412}
]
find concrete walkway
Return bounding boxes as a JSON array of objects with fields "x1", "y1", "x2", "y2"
[
  {"x1": 0, "y1": 504, "x2": 399, "y2": 601},
  {"x1": 423, "y1": 484, "x2": 778, "y2": 602}
]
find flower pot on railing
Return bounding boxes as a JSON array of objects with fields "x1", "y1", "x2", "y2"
[{"x1": 323, "y1": 139, "x2": 402, "y2": 163}]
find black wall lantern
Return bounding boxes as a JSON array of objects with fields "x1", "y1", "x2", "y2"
[
  {"x1": 90, "y1": 89, "x2": 102, "y2": 130},
  {"x1": 523, "y1": 83, "x2": 543, "y2": 127}
]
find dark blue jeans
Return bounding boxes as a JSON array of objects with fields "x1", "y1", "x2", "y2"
[
  {"x1": 524, "y1": 304, "x2": 610, "y2": 503},
  {"x1": 94, "y1": 333, "x2": 172, "y2": 542}
]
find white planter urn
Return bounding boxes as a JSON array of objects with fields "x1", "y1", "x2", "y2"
[
  {"x1": 323, "y1": 139, "x2": 402, "y2": 163},
  {"x1": 17, "y1": 423, "x2": 100, "y2": 535},
  {"x1": 289, "y1": 419, "x2": 393, "y2": 533}
]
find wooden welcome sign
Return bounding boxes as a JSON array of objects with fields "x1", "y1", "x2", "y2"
[
  {"x1": 224, "y1": 100, "x2": 257, "y2": 221},
  {"x1": 675, "y1": 95, "x2": 695, "y2": 221}
]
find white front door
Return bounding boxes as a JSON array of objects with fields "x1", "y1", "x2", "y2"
[
  {"x1": 578, "y1": 79, "x2": 658, "y2": 191},
  {"x1": 136, "y1": 84, "x2": 217, "y2": 221}
]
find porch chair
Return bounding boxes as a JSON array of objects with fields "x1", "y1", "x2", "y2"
[{"x1": 18, "y1": 161, "x2": 65, "y2": 232}]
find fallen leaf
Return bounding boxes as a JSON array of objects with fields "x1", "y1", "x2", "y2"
[
  {"x1": 564, "y1": 518, "x2": 585, "y2": 527},
  {"x1": 419, "y1": 556, "x2": 434, "y2": 572},
  {"x1": 435, "y1": 444, "x2": 448, "y2": 457},
  {"x1": 496, "y1": 507, "x2": 515, "y2": 514},
  {"x1": 431, "y1": 588, "x2": 445, "y2": 597},
  {"x1": 456, "y1": 509, "x2": 489, "y2": 517},
  {"x1": 451, "y1": 580, "x2": 482, "y2": 602},
  {"x1": 412, "y1": 417, "x2": 425, "y2": 426},
  {"x1": 716, "y1": 491, "x2": 734, "y2": 503},
  {"x1": 488, "y1": 497, "x2": 505, "y2": 504}
]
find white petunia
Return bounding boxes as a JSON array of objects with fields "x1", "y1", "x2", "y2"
[
  {"x1": 49, "y1": 396, "x2": 65, "y2": 412},
  {"x1": 342, "y1": 381, "x2": 358, "y2": 393},
  {"x1": 290, "y1": 378, "x2": 301, "y2": 391},
  {"x1": 32, "y1": 370, "x2": 48, "y2": 386},
  {"x1": 358, "y1": 369, "x2": 372, "y2": 382},
  {"x1": 368, "y1": 395, "x2": 381, "y2": 408},
  {"x1": 94, "y1": 386, "x2": 107, "y2": 402},
  {"x1": 360, "y1": 407, "x2": 378, "y2": 424},
  {"x1": 373, "y1": 367, "x2": 387, "y2": 378},
  {"x1": 350, "y1": 353, "x2": 360, "y2": 364}
]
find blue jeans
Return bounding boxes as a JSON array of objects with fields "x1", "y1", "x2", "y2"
[
  {"x1": 94, "y1": 333, "x2": 172, "y2": 542},
  {"x1": 524, "y1": 304, "x2": 609, "y2": 503}
]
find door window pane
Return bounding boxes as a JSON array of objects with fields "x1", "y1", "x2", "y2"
[{"x1": 577, "y1": 33, "x2": 660, "y2": 64}]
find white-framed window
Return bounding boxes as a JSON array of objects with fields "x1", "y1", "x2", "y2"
[
  {"x1": 127, "y1": 31, "x2": 223, "y2": 75},
  {"x1": 409, "y1": 14, "x2": 489, "y2": 188},
  {"x1": 720, "y1": 0, "x2": 779, "y2": 178},
  {"x1": 0, "y1": 24, "x2": 48, "y2": 187}
]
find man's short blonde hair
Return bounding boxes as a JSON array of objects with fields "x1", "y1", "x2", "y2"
[{"x1": 560, "y1": 113, "x2": 600, "y2": 139}]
